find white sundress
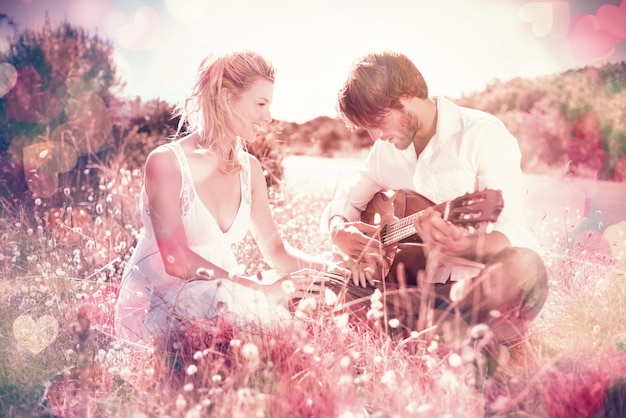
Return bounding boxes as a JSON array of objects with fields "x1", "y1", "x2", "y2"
[{"x1": 114, "y1": 142, "x2": 291, "y2": 349}]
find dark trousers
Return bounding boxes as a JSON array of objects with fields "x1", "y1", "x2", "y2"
[{"x1": 333, "y1": 246, "x2": 549, "y2": 347}]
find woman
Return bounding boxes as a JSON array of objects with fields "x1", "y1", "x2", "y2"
[{"x1": 114, "y1": 51, "x2": 345, "y2": 349}]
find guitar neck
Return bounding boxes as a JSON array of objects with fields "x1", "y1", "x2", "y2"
[{"x1": 380, "y1": 201, "x2": 450, "y2": 246}]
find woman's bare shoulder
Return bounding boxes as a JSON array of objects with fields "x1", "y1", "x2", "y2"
[
  {"x1": 145, "y1": 142, "x2": 180, "y2": 178},
  {"x1": 244, "y1": 151, "x2": 264, "y2": 178}
]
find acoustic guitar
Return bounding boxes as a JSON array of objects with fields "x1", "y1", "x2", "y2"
[{"x1": 360, "y1": 189, "x2": 504, "y2": 285}]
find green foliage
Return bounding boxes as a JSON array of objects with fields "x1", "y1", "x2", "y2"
[
  {"x1": 0, "y1": 17, "x2": 288, "y2": 221},
  {"x1": 0, "y1": 17, "x2": 126, "y2": 217},
  {"x1": 247, "y1": 121, "x2": 285, "y2": 186},
  {"x1": 277, "y1": 116, "x2": 371, "y2": 157},
  {"x1": 457, "y1": 62, "x2": 626, "y2": 180}
]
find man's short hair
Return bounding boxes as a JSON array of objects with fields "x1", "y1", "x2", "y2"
[{"x1": 338, "y1": 51, "x2": 429, "y2": 129}]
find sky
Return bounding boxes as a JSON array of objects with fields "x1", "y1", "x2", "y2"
[{"x1": 2, "y1": 0, "x2": 626, "y2": 123}]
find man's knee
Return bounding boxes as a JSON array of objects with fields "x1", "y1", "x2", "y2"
[{"x1": 490, "y1": 247, "x2": 549, "y2": 318}]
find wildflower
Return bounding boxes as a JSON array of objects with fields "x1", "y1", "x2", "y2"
[
  {"x1": 183, "y1": 383, "x2": 194, "y2": 392},
  {"x1": 340, "y1": 356, "x2": 351, "y2": 369},
  {"x1": 175, "y1": 394, "x2": 187, "y2": 411},
  {"x1": 381, "y1": 370, "x2": 398, "y2": 389},
  {"x1": 281, "y1": 279, "x2": 295, "y2": 294},
  {"x1": 296, "y1": 297, "x2": 317, "y2": 317},
  {"x1": 449, "y1": 279, "x2": 468, "y2": 303},
  {"x1": 489, "y1": 309, "x2": 501, "y2": 318},
  {"x1": 334, "y1": 313, "x2": 349, "y2": 330},
  {"x1": 448, "y1": 353, "x2": 463, "y2": 368},
  {"x1": 185, "y1": 406, "x2": 202, "y2": 418},
  {"x1": 120, "y1": 367, "x2": 132, "y2": 379},
  {"x1": 421, "y1": 354, "x2": 437, "y2": 370},
  {"x1": 388, "y1": 318, "x2": 400, "y2": 328},
  {"x1": 242, "y1": 342, "x2": 260, "y2": 364},
  {"x1": 470, "y1": 323, "x2": 491, "y2": 339},
  {"x1": 186, "y1": 364, "x2": 198, "y2": 375},
  {"x1": 324, "y1": 288, "x2": 338, "y2": 305}
]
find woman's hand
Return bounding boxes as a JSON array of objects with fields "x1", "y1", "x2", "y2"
[{"x1": 261, "y1": 270, "x2": 343, "y2": 308}]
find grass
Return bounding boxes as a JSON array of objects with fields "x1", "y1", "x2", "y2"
[{"x1": 1, "y1": 155, "x2": 625, "y2": 417}]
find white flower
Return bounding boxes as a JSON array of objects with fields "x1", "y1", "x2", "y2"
[
  {"x1": 242, "y1": 342, "x2": 260, "y2": 364},
  {"x1": 448, "y1": 353, "x2": 463, "y2": 368},
  {"x1": 186, "y1": 364, "x2": 198, "y2": 375}
]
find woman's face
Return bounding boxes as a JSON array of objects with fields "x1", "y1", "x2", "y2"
[{"x1": 233, "y1": 78, "x2": 274, "y2": 142}]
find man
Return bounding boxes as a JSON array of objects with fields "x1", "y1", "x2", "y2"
[{"x1": 326, "y1": 51, "x2": 548, "y2": 353}]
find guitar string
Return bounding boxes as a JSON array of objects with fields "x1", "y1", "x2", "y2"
[
  {"x1": 378, "y1": 191, "x2": 498, "y2": 245},
  {"x1": 380, "y1": 201, "x2": 453, "y2": 245}
]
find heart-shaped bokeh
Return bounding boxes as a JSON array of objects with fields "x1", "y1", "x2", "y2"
[
  {"x1": 519, "y1": 2, "x2": 555, "y2": 37},
  {"x1": 596, "y1": 2, "x2": 626, "y2": 39},
  {"x1": 52, "y1": 91, "x2": 113, "y2": 156},
  {"x1": 518, "y1": 1, "x2": 570, "y2": 38},
  {"x1": 116, "y1": 6, "x2": 160, "y2": 50},
  {"x1": 5, "y1": 66, "x2": 62, "y2": 124},
  {"x1": 0, "y1": 62, "x2": 18, "y2": 98},
  {"x1": 13, "y1": 314, "x2": 60, "y2": 354},
  {"x1": 568, "y1": 14, "x2": 621, "y2": 60},
  {"x1": 603, "y1": 221, "x2": 626, "y2": 269},
  {"x1": 22, "y1": 140, "x2": 79, "y2": 198}
]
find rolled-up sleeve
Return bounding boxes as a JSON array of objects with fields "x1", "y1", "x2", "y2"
[{"x1": 321, "y1": 168, "x2": 384, "y2": 231}]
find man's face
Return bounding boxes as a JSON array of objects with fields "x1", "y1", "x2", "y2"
[{"x1": 365, "y1": 99, "x2": 434, "y2": 151}]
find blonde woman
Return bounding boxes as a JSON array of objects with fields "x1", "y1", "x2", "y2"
[{"x1": 115, "y1": 51, "x2": 346, "y2": 349}]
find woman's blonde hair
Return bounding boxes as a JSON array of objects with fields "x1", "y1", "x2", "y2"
[{"x1": 173, "y1": 50, "x2": 275, "y2": 171}]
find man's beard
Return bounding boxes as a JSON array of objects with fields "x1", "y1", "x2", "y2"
[{"x1": 394, "y1": 110, "x2": 420, "y2": 150}]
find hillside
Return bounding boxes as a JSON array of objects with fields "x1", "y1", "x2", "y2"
[{"x1": 281, "y1": 62, "x2": 626, "y2": 182}]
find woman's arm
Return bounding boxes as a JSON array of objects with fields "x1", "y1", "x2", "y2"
[
  {"x1": 144, "y1": 147, "x2": 230, "y2": 280},
  {"x1": 247, "y1": 155, "x2": 336, "y2": 273}
]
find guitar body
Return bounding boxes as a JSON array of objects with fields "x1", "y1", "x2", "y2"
[
  {"x1": 361, "y1": 190, "x2": 431, "y2": 285},
  {"x1": 360, "y1": 188, "x2": 504, "y2": 286},
  {"x1": 361, "y1": 190, "x2": 434, "y2": 245}
]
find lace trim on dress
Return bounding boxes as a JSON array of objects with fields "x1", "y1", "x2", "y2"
[
  {"x1": 239, "y1": 150, "x2": 252, "y2": 206},
  {"x1": 163, "y1": 142, "x2": 194, "y2": 216}
]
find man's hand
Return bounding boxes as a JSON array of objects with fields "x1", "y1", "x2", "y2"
[
  {"x1": 330, "y1": 219, "x2": 383, "y2": 259},
  {"x1": 340, "y1": 257, "x2": 385, "y2": 288},
  {"x1": 413, "y1": 206, "x2": 484, "y2": 258},
  {"x1": 330, "y1": 219, "x2": 390, "y2": 287}
]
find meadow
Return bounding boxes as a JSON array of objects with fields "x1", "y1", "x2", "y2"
[{"x1": 1, "y1": 154, "x2": 625, "y2": 418}]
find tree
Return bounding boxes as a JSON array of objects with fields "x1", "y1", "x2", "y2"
[{"x1": 0, "y1": 16, "x2": 124, "y2": 208}]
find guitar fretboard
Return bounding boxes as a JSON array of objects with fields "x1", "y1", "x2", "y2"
[{"x1": 380, "y1": 201, "x2": 450, "y2": 246}]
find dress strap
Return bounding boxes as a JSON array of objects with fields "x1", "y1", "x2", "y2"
[
  {"x1": 238, "y1": 150, "x2": 252, "y2": 206},
  {"x1": 162, "y1": 142, "x2": 193, "y2": 215}
]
